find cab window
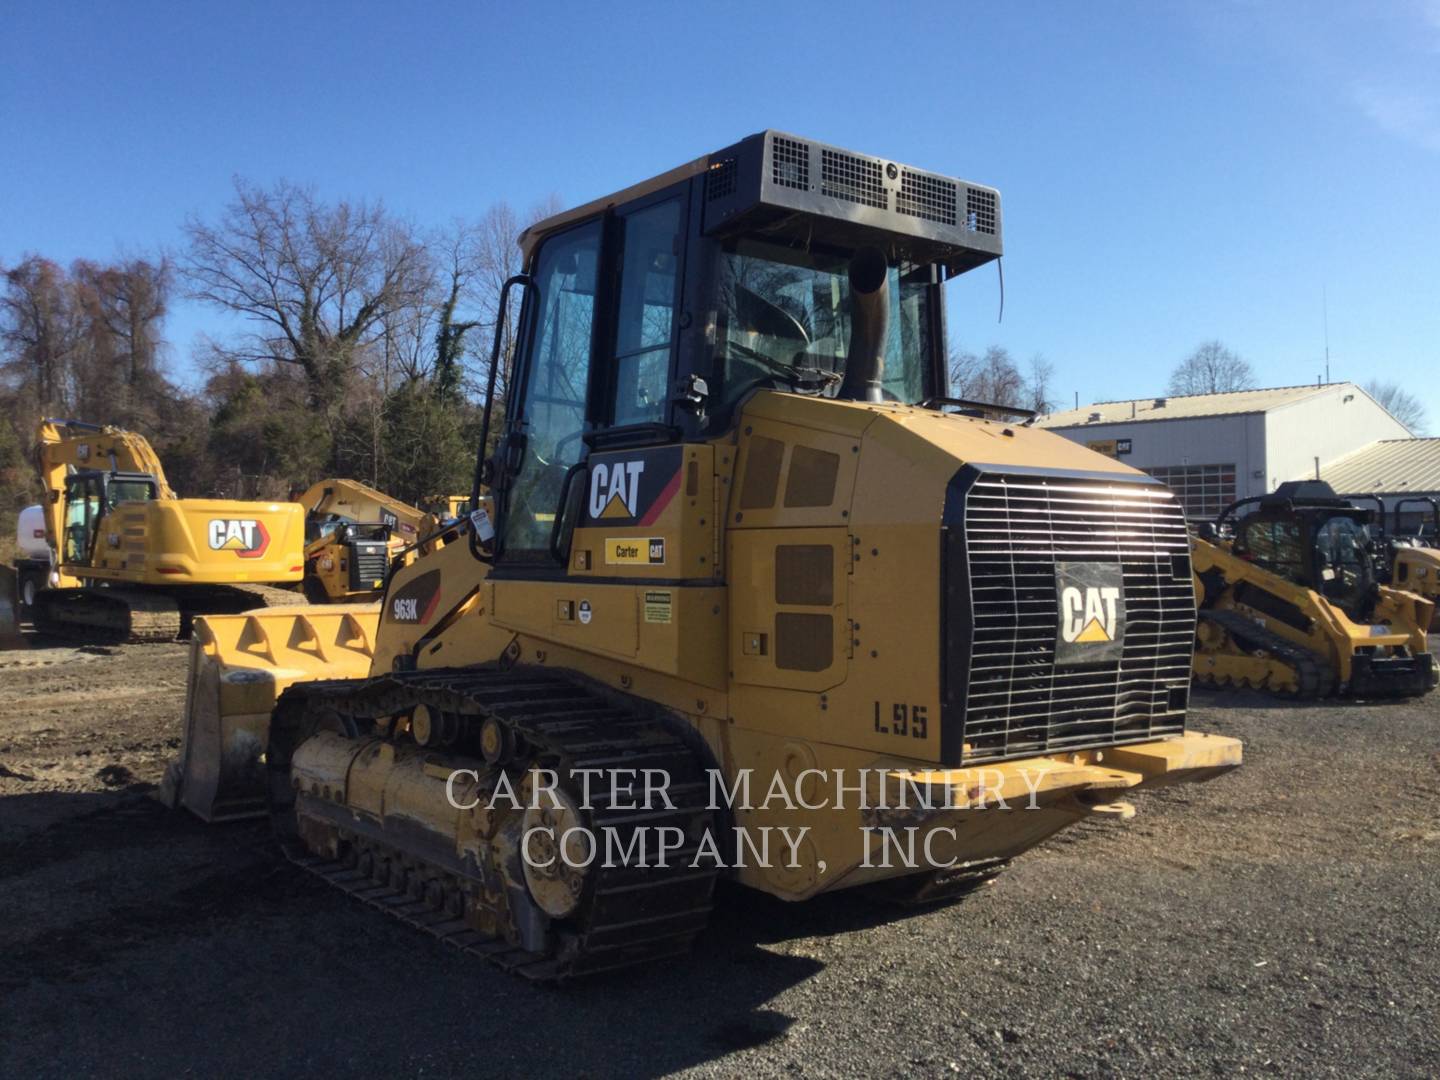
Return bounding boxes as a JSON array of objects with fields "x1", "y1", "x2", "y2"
[
  {"x1": 1315, "y1": 516, "x2": 1369, "y2": 606},
  {"x1": 106, "y1": 478, "x2": 155, "y2": 512},
  {"x1": 500, "y1": 220, "x2": 602, "y2": 556},
  {"x1": 1240, "y1": 518, "x2": 1307, "y2": 583},
  {"x1": 611, "y1": 198, "x2": 681, "y2": 426}
]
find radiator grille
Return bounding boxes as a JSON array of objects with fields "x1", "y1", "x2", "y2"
[
  {"x1": 946, "y1": 473, "x2": 1192, "y2": 763},
  {"x1": 771, "y1": 135, "x2": 810, "y2": 190},
  {"x1": 821, "y1": 148, "x2": 887, "y2": 209},
  {"x1": 897, "y1": 169, "x2": 957, "y2": 226},
  {"x1": 349, "y1": 542, "x2": 390, "y2": 591}
]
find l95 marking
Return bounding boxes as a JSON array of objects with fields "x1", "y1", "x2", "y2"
[{"x1": 874, "y1": 702, "x2": 928, "y2": 739}]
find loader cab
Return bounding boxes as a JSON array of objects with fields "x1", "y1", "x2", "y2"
[
  {"x1": 487, "y1": 131, "x2": 994, "y2": 569},
  {"x1": 1230, "y1": 483, "x2": 1378, "y2": 620},
  {"x1": 60, "y1": 470, "x2": 157, "y2": 565}
]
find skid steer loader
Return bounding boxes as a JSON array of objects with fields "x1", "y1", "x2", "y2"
[
  {"x1": 1192, "y1": 481, "x2": 1437, "y2": 698},
  {"x1": 166, "y1": 131, "x2": 1241, "y2": 979},
  {"x1": 1342, "y1": 494, "x2": 1440, "y2": 629},
  {"x1": 26, "y1": 419, "x2": 306, "y2": 642}
]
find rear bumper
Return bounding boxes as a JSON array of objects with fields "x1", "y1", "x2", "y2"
[
  {"x1": 1348, "y1": 653, "x2": 1439, "y2": 698},
  {"x1": 792, "y1": 730, "x2": 1242, "y2": 896},
  {"x1": 869, "y1": 730, "x2": 1242, "y2": 822}
]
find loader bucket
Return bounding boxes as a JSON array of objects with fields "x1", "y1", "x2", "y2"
[{"x1": 161, "y1": 604, "x2": 380, "y2": 821}]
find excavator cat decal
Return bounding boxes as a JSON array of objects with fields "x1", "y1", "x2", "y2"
[{"x1": 207, "y1": 519, "x2": 271, "y2": 559}]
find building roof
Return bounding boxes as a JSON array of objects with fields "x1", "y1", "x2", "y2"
[
  {"x1": 1036, "y1": 383, "x2": 1345, "y2": 428},
  {"x1": 1320, "y1": 438, "x2": 1440, "y2": 495}
]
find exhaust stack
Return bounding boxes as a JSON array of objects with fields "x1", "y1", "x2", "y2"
[{"x1": 838, "y1": 247, "x2": 890, "y2": 403}]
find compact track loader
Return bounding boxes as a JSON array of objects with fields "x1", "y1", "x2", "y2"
[
  {"x1": 1343, "y1": 494, "x2": 1440, "y2": 629},
  {"x1": 167, "y1": 131, "x2": 1241, "y2": 978},
  {"x1": 1192, "y1": 481, "x2": 1437, "y2": 698},
  {"x1": 295, "y1": 479, "x2": 440, "y2": 603},
  {"x1": 26, "y1": 420, "x2": 305, "y2": 642}
]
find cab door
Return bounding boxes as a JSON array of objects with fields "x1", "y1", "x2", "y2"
[
  {"x1": 488, "y1": 186, "x2": 719, "y2": 680},
  {"x1": 494, "y1": 218, "x2": 604, "y2": 561},
  {"x1": 494, "y1": 187, "x2": 688, "y2": 566},
  {"x1": 62, "y1": 474, "x2": 104, "y2": 567}
]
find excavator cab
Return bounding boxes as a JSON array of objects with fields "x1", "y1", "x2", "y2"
[{"x1": 60, "y1": 471, "x2": 159, "y2": 566}]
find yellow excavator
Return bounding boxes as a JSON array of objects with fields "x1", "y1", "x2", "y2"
[
  {"x1": 1192, "y1": 481, "x2": 1437, "y2": 698},
  {"x1": 27, "y1": 419, "x2": 305, "y2": 642},
  {"x1": 165, "y1": 131, "x2": 1241, "y2": 978},
  {"x1": 294, "y1": 479, "x2": 439, "y2": 604}
]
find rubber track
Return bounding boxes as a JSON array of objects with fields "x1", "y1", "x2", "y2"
[
  {"x1": 1195, "y1": 609, "x2": 1333, "y2": 698},
  {"x1": 276, "y1": 667, "x2": 720, "y2": 980}
]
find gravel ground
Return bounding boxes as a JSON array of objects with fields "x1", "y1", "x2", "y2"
[{"x1": 0, "y1": 636, "x2": 1437, "y2": 1078}]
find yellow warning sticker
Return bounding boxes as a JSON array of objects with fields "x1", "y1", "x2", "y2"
[{"x1": 643, "y1": 590, "x2": 673, "y2": 624}]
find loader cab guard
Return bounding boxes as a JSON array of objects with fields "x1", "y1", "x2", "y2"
[{"x1": 1393, "y1": 497, "x2": 1440, "y2": 542}]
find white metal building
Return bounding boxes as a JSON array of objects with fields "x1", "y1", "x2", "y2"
[{"x1": 1036, "y1": 382, "x2": 1411, "y2": 519}]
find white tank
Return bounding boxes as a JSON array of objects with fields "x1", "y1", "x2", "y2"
[{"x1": 16, "y1": 504, "x2": 51, "y2": 561}]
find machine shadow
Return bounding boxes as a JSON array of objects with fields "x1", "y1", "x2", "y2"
[{"x1": 1, "y1": 789, "x2": 915, "y2": 1077}]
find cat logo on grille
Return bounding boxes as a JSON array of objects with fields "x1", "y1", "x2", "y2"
[{"x1": 1054, "y1": 562, "x2": 1126, "y2": 663}]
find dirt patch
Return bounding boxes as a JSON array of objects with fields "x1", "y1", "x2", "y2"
[{"x1": 1, "y1": 636, "x2": 1438, "y2": 1077}]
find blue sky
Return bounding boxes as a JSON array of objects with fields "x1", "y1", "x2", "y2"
[{"x1": 3, "y1": 1, "x2": 1437, "y2": 425}]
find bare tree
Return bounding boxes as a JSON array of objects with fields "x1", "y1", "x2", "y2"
[
  {"x1": 1, "y1": 256, "x2": 78, "y2": 411},
  {"x1": 465, "y1": 198, "x2": 563, "y2": 404},
  {"x1": 1364, "y1": 380, "x2": 1429, "y2": 434},
  {"x1": 1168, "y1": 340, "x2": 1256, "y2": 396},
  {"x1": 947, "y1": 344, "x2": 1030, "y2": 407},
  {"x1": 183, "y1": 178, "x2": 430, "y2": 407},
  {"x1": 1027, "y1": 353, "x2": 1057, "y2": 413},
  {"x1": 73, "y1": 258, "x2": 170, "y2": 387}
]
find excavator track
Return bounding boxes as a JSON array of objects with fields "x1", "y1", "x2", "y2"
[
  {"x1": 1194, "y1": 609, "x2": 1333, "y2": 698},
  {"x1": 31, "y1": 588, "x2": 182, "y2": 643},
  {"x1": 268, "y1": 667, "x2": 720, "y2": 980},
  {"x1": 30, "y1": 583, "x2": 304, "y2": 644}
]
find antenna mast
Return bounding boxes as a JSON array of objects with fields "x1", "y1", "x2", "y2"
[{"x1": 1322, "y1": 284, "x2": 1331, "y2": 384}]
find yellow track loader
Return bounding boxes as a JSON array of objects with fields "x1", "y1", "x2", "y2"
[
  {"x1": 1343, "y1": 494, "x2": 1440, "y2": 630},
  {"x1": 166, "y1": 131, "x2": 1241, "y2": 978},
  {"x1": 294, "y1": 479, "x2": 440, "y2": 603},
  {"x1": 1192, "y1": 481, "x2": 1437, "y2": 698},
  {"x1": 27, "y1": 419, "x2": 305, "y2": 642}
]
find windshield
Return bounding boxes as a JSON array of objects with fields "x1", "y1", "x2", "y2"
[{"x1": 713, "y1": 239, "x2": 936, "y2": 408}]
